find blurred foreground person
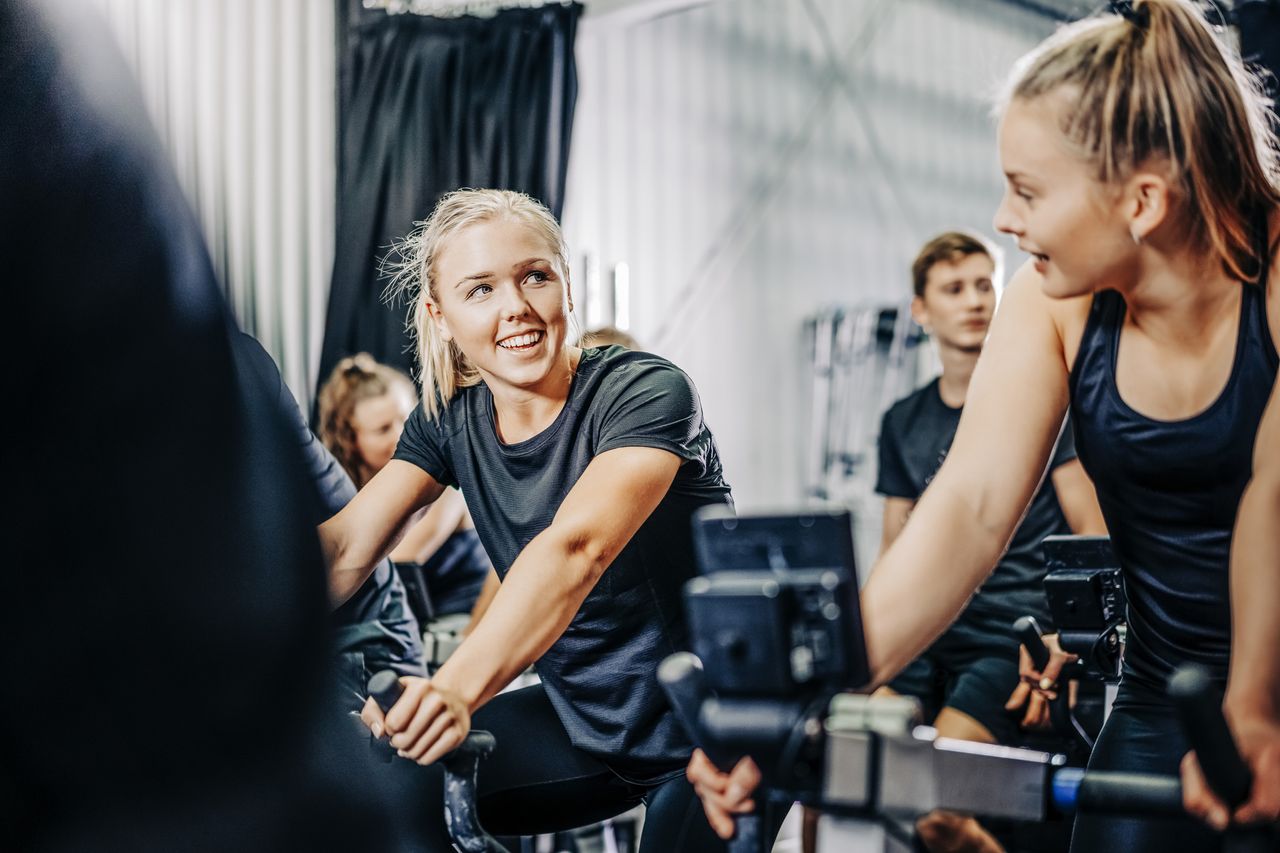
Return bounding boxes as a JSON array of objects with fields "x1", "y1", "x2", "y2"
[
  {"x1": 318, "y1": 354, "x2": 492, "y2": 626},
  {"x1": 1, "y1": 2, "x2": 402, "y2": 850}
]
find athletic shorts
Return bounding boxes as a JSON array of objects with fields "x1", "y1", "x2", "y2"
[{"x1": 887, "y1": 609, "x2": 1023, "y2": 745}]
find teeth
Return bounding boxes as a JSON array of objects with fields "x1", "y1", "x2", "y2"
[{"x1": 498, "y1": 331, "x2": 541, "y2": 349}]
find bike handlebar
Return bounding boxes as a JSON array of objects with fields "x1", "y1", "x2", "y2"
[
  {"x1": 367, "y1": 670, "x2": 507, "y2": 853},
  {"x1": 1013, "y1": 616, "x2": 1051, "y2": 672},
  {"x1": 657, "y1": 653, "x2": 765, "y2": 853},
  {"x1": 1168, "y1": 665, "x2": 1252, "y2": 809}
]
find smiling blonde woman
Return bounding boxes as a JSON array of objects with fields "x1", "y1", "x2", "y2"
[{"x1": 319, "y1": 189, "x2": 768, "y2": 851}]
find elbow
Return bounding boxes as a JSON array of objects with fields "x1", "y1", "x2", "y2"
[{"x1": 555, "y1": 529, "x2": 616, "y2": 591}]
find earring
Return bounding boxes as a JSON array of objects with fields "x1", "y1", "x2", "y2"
[{"x1": 1130, "y1": 227, "x2": 1142, "y2": 246}]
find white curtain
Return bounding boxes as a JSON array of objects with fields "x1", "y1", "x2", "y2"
[{"x1": 86, "y1": 0, "x2": 337, "y2": 410}]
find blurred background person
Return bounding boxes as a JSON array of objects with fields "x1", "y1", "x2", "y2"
[
  {"x1": 584, "y1": 325, "x2": 640, "y2": 351},
  {"x1": 319, "y1": 353, "x2": 495, "y2": 632}
]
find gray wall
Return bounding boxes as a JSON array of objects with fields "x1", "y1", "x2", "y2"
[{"x1": 563, "y1": 0, "x2": 1060, "y2": 509}]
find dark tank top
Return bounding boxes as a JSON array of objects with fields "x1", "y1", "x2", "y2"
[{"x1": 1069, "y1": 274, "x2": 1277, "y2": 690}]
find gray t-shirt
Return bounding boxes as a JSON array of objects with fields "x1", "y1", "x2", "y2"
[
  {"x1": 394, "y1": 345, "x2": 732, "y2": 778},
  {"x1": 876, "y1": 377, "x2": 1076, "y2": 629}
]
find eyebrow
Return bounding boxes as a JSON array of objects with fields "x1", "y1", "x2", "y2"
[
  {"x1": 454, "y1": 271, "x2": 493, "y2": 289},
  {"x1": 453, "y1": 258, "x2": 552, "y2": 289}
]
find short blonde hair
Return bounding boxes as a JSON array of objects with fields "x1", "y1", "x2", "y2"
[
  {"x1": 999, "y1": 0, "x2": 1280, "y2": 283},
  {"x1": 384, "y1": 188, "x2": 574, "y2": 419}
]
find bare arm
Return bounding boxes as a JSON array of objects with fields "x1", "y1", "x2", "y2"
[
  {"x1": 861, "y1": 265, "x2": 1077, "y2": 686},
  {"x1": 1226, "y1": 376, "x2": 1280, "y2": 719},
  {"x1": 433, "y1": 446, "x2": 682, "y2": 710},
  {"x1": 320, "y1": 459, "x2": 445, "y2": 607},
  {"x1": 877, "y1": 497, "x2": 914, "y2": 559},
  {"x1": 462, "y1": 568, "x2": 501, "y2": 636},
  {"x1": 1050, "y1": 459, "x2": 1108, "y2": 535},
  {"x1": 1227, "y1": 249, "x2": 1280, "y2": 723},
  {"x1": 1183, "y1": 361, "x2": 1280, "y2": 829},
  {"x1": 389, "y1": 486, "x2": 468, "y2": 564},
  {"x1": 1181, "y1": 216, "x2": 1280, "y2": 829}
]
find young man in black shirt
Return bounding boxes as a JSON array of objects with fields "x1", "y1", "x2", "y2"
[{"x1": 875, "y1": 232, "x2": 1106, "y2": 853}]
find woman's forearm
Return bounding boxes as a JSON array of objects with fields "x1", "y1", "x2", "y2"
[
  {"x1": 1226, "y1": 471, "x2": 1280, "y2": 717},
  {"x1": 389, "y1": 489, "x2": 466, "y2": 563},
  {"x1": 430, "y1": 528, "x2": 604, "y2": 710}
]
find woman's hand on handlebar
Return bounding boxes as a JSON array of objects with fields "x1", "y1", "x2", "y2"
[
  {"x1": 359, "y1": 676, "x2": 472, "y2": 766},
  {"x1": 687, "y1": 749, "x2": 761, "y2": 839},
  {"x1": 1004, "y1": 633, "x2": 1077, "y2": 729},
  {"x1": 1180, "y1": 710, "x2": 1280, "y2": 830}
]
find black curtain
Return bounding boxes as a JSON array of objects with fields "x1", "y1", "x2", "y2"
[
  {"x1": 1235, "y1": 0, "x2": 1280, "y2": 133},
  {"x1": 319, "y1": 0, "x2": 581, "y2": 393}
]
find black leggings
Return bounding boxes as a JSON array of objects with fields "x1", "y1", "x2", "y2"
[
  {"x1": 1069, "y1": 680, "x2": 1221, "y2": 853},
  {"x1": 380, "y1": 684, "x2": 756, "y2": 853}
]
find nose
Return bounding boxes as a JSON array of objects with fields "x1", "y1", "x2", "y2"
[
  {"x1": 499, "y1": 282, "x2": 531, "y2": 321},
  {"x1": 993, "y1": 190, "x2": 1021, "y2": 237}
]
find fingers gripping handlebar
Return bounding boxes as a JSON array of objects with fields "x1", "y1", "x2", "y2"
[
  {"x1": 367, "y1": 670, "x2": 506, "y2": 853},
  {"x1": 1013, "y1": 616, "x2": 1051, "y2": 672},
  {"x1": 657, "y1": 653, "x2": 766, "y2": 853}
]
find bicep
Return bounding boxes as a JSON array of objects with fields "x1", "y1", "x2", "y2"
[
  {"x1": 879, "y1": 497, "x2": 914, "y2": 557},
  {"x1": 545, "y1": 446, "x2": 682, "y2": 569},
  {"x1": 927, "y1": 265, "x2": 1073, "y2": 540}
]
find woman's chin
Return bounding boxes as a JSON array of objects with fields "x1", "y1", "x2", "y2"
[{"x1": 1038, "y1": 272, "x2": 1090, "y2": 301}]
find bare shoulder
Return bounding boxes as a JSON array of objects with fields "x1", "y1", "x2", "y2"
[{"x1": 1001, "y1": 259, "x2": 1091, "y2": 371}]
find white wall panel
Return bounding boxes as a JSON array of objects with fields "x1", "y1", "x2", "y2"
[
  {"x1": 88, "y1": 0, "x2": 337, "y2": 410},
  {"x1": 565, "y1": 0, "x2": 1058, "y2": 508}
]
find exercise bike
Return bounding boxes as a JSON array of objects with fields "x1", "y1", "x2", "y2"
[{"x1": 662, "y1": 513, "x2": 1278, "y2": 853}]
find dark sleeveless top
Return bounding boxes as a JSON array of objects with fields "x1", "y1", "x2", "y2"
[{"x1": 1068, "y1": 274, "x2": 1277, "y2": 690}]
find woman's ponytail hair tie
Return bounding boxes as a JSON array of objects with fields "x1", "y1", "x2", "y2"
[{"x1": 1111, "y1": 0, "x2": 1149, "y2": 29}]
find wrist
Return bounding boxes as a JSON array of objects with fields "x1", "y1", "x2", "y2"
[
  {"x1": 430, "y1": 651, "x2": 489, "y2": 711},
  {"x1": 1224, "y1": 685, "x2": 1280, "y2": 724}
]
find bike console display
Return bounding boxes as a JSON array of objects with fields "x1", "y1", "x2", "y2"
[
  {"x1": 688, "y1": 506, "x2": 870, "y2": 695},
  {"x1": 1042, "y1": 535, "x2": 1126, "y2": 680}
]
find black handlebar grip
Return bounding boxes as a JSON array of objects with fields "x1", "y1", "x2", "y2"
[
  {"x1": 368, "y1": 669, "x2": 405, "y2": 712},
  {"x1": 365, "y1": 669, "x2": 406, "y2": 764},
  {"x1": 1168, "y1": 665, "x2": 1252, "y2": 809},
  {"x1": 443, "y1": 730, "x2": 496, "y2": 765},
  {"x1": 368, "y1": 671, "x2": 507, "y2": 852},
  {"x1": 441, "y1": 731, "x2": 505, "y2": 853},
  {"x1": 1072, "y1": 770, "x2": 1184, "y2": 816},
  {"x1": 657, "y1": 654, "x2": 763, "y2": 853},
  {"x1": 1014, "y1": 616, "x2": 1051, "y2": 672},
  {"x1": 658, "y1": 654, "x2": 713, "y2": 749}
]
